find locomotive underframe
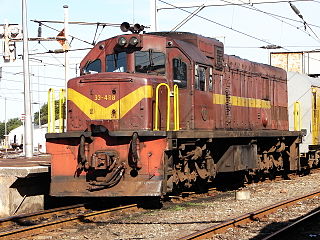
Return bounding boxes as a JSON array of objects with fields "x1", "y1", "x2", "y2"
[{"x1": 47, "y1": 129, "x2": 301, "y2": 197}]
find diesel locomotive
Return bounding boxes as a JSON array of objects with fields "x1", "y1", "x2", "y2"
[{"x1": 46, "y1": 23, "x2": 303, "y2": 197}]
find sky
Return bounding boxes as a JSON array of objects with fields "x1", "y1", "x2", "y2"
[{"x1": 0, "y1": 0, "x2": 319, "y2": 122}]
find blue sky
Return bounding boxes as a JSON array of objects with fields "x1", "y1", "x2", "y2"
[{"x1": 0, "y1": 0, "x2": 319, "y2": 121}]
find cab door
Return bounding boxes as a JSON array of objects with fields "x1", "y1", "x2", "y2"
[
  {"x1": 194, "y1": 64, "x2": 214, "y2": 129},
  {"x1": 167, "y1": 48, "x2": 193, "y2": 130}
]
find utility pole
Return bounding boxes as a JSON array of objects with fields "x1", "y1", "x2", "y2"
[
  {"x1": 64, "y1": 5, "x2": 69, "y2": 131},
  {"x1": 22, "y1": 0, "x2": 33, "y2": 158},
  {"x1": 4, "y1": 97, "x2": 7, "y2": 156},
  {"x1": 150, "y1": 0, "x2": 157, "y2": 32}
]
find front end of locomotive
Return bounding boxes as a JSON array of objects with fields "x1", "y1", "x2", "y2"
[{"x1": 46, "y1": 33, "x2": 170, "y2": 197}]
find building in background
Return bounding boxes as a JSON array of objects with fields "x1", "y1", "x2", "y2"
[
  {"x1": 7, "y1": 125, "x2": 47, "y2": 153},
  {"x1": 270, "y1": 51, "x2": 320, "y2": 78}
]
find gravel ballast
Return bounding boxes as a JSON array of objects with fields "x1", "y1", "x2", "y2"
[{"x1": 28, "y1": 171, "x2": 320, "y2": 240}]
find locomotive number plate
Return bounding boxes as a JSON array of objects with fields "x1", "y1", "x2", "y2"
[{"x1": 94, "y1": 94, "x2": 116, "y2": 101}]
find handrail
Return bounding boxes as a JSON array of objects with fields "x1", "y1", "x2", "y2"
[
  {"x1": 174, "y1": 84, "x2": 180, "y2": 131},
  {"x1": 312, "y1": 89, "x2": 319, "y2": 144},
  {"x1": 48, "y1": 88, "x2": 66, "y2": 133},
  {"x1": 48, "y1": 88, "x2": 55, "y2": 133},
  {"x1": 154, "y1": 83, "x2": 171, "y2": 131},
  {"x1": 293, "y1": 101, "x2": 301, "y2": 131},
  {"x1": 154, "y1": 84, "x2": 180, "y2": 131},
  {"x1": 59, "y1": 89, "x2": 65, "y2": 133}
]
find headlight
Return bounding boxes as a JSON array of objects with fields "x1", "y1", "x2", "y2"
[
  {"x1": 129, "y1": 37, "x2": 139, "y2": 46},
  {"x1": 118, "y1": 37, "x2": 127, "y2": 47}
]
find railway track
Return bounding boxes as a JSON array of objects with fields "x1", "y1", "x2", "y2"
[
  {"x1": 262, "y1": 207, "x2": 320, "y2": 240},
  {"x1": 0, "y1": 203, "x2": 138, "y2": 239},
  {"x1": 1, "y1": 170, "x2": 319, "y2": 239},
  {"x1": 177, "y1": 190, "x2": 320, "y2": 240}
]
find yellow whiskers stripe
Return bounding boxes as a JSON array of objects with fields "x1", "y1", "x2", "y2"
[
  {"x1": 213, "y1": 94, "x2": 271, "y2": 109},
  {"x1": 68, "y1": 85, "x2": 153, "y2": 120}
]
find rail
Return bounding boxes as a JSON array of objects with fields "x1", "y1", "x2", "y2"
[
  {"x1": 154, "y1": 83, "x2": 180, "y2": 131},
  {"x1": 177, "y1": 190, "x2": 320, "y2": 240},
  {"x1": 0, "y1": 203, "x2": 137, "y2": 239}
]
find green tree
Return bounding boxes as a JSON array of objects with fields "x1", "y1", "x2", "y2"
[
  {"x1": 0, "y1": 122, "x2": 4, "y2": 139},
  {"x1": 34, "y1": 101, "x2": 65, "y2": 125},
  {"x1": 0, "y1": 118, "x2": 22, "y2": 139}
]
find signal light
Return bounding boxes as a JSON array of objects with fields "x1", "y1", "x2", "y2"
[{"x1": 118, "y1": 37, "x2": 127, "y2": 47}]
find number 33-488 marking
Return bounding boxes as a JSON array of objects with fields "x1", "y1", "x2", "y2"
[{"x1": 94, "y1": 95, "x2": 116, "y2": 101}]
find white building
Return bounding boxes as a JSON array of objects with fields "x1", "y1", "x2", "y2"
[{"x1": 8, "y1": 124, "x2": 47, "y2": 153}]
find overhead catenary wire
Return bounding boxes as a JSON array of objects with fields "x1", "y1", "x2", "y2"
[
  {"x1": 31, "y1": 20, "x2": 94, "y2": 46},
  {"x1": 288, "y1": 1, "x2": 320, "y2": 40},
  {"x1": 219, "y1": 0, "x2": 320, "y2": 43},
  {"x1": 159, "y1": 0, "x2": 320, "y2": 54},
  {"x1": 171, "y1": 4, "x2": 206, "y2": 32},
  {"x1": 1, "y1": 78, "x2": 65, "y2": 88},
  {"x1": 39, "y1": 42, "x2": 65, "y2": 67},
  {"x1": 0, "y1": 95, "x2": 23, "y2": 102},
  {"x1": 159, "y1": 0, "x2": 277, "y2": 46},
  {"x1": 3, "y1": 71, "x2": 65, "y2": 80},
  {"x1": 226, "y1": 45, "x2": 320, "y2": 48},
  {"x1": 28, "y1": 47, "x2": 92, "y2": 56}
]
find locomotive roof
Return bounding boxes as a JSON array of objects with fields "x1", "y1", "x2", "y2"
[{"x1": 146, "y1": 31, "x2": 223, "y2": 47}]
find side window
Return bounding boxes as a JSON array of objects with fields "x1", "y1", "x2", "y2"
[
  {"x1": 208, "y1": 67, "x2": 213, "y2": 91},
  {"x1": 195, "y1": 65, "x2": 206, "y2": 91},
  {"x1": 83, "y1": 59, "x2": 101, "y2": 74},
  {"x1": 106, "y1": 52, "x2": 127, "y2": 72},
  {"x1": 173, "y1": 58, "x2": 187, "y2": 88}
]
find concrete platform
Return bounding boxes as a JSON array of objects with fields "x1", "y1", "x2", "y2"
[{"x1": 0, "y1": 155, "x2": 50, "y2": 217}]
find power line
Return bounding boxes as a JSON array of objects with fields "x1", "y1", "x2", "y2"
[
  {"x1": 171, "y1": 0, "x2": 320, "y2": 42},
  {"x1": 159, "y1": 0, "x2": 320, "y2": 52},
  {"x1": 1, "y1": 78, "x2": 65, "y2": 88},
  {"x1": 0, "y1": 96, "x2": 23, "y2": 102},
  {"x1": 28, "y1": 47, "x2": 92, "y2": 56},
  {"x1": 31, "y1": 20, "x2": 93, "y2": 46},
  {"x1": 3, "y1": 71, "x2": 65, "y2": 81},
  {"x1": 226, "y1": 45, "x2": 320, "y2": 48},
  {"x1": 39, "y1": 42, "x2": 64, "y2": 67},
  {"x1": 226, "y1": 0, "x2": 320, "y2": 30},
  {"x1": 219, "y1": 0, "x2": 320, "y2": 43},
  {"x1": 159, "y1": 0, "x2": 275, "y2": 45},
  {"x1": 288, "y1": 2, "x2": 319, "y2": 40},
  {"x1": 0, "y1": 87, "x2": 62, "y2": 93}
]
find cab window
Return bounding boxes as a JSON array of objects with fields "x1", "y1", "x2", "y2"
[
  {"x1": 83, "y1": 59, "x2": 101, "y2": 74},
  {"x1": 106, "y1": 52, "x2": 127, "y2": 72},
  {"x1": 173, "y1": 58, "x2": 187, "y2": 88},
  {"x1": 195, "y1": 65, "x2": 206, "y2": 91},
  {"x1": 135, "y1": 50, "x2": 165, "y2": 75}
]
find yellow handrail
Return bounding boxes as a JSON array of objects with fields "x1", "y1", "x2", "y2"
[
  {"x1": 154, "y1": 84, "x2": 180, "y2": 131},
  {"x1": 48, "y1": 88, "x2": 66, "y2": 133},
  {"x1": 59, "y1": 89, "x2": 65, "y2": 133},
  {"x1": 293, "y1": 101, "x2": 301, "y2": 131},
  {"x1": 48, "y1": 88, "x2": 55, "y2": 133},
  {"x1": 154, "y1": 83, "x2": 170, "y2": 131},
  {"x1": 312, "y1": 88, "x2": 319, "y2": 145},
  {"x1": 174, "y1": 84, "x2": 180, "y2": 131}
]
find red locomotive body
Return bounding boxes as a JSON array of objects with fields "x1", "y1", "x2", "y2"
[{"x1": 46, "y1": 31, "x2": 301, "y2": 197}]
